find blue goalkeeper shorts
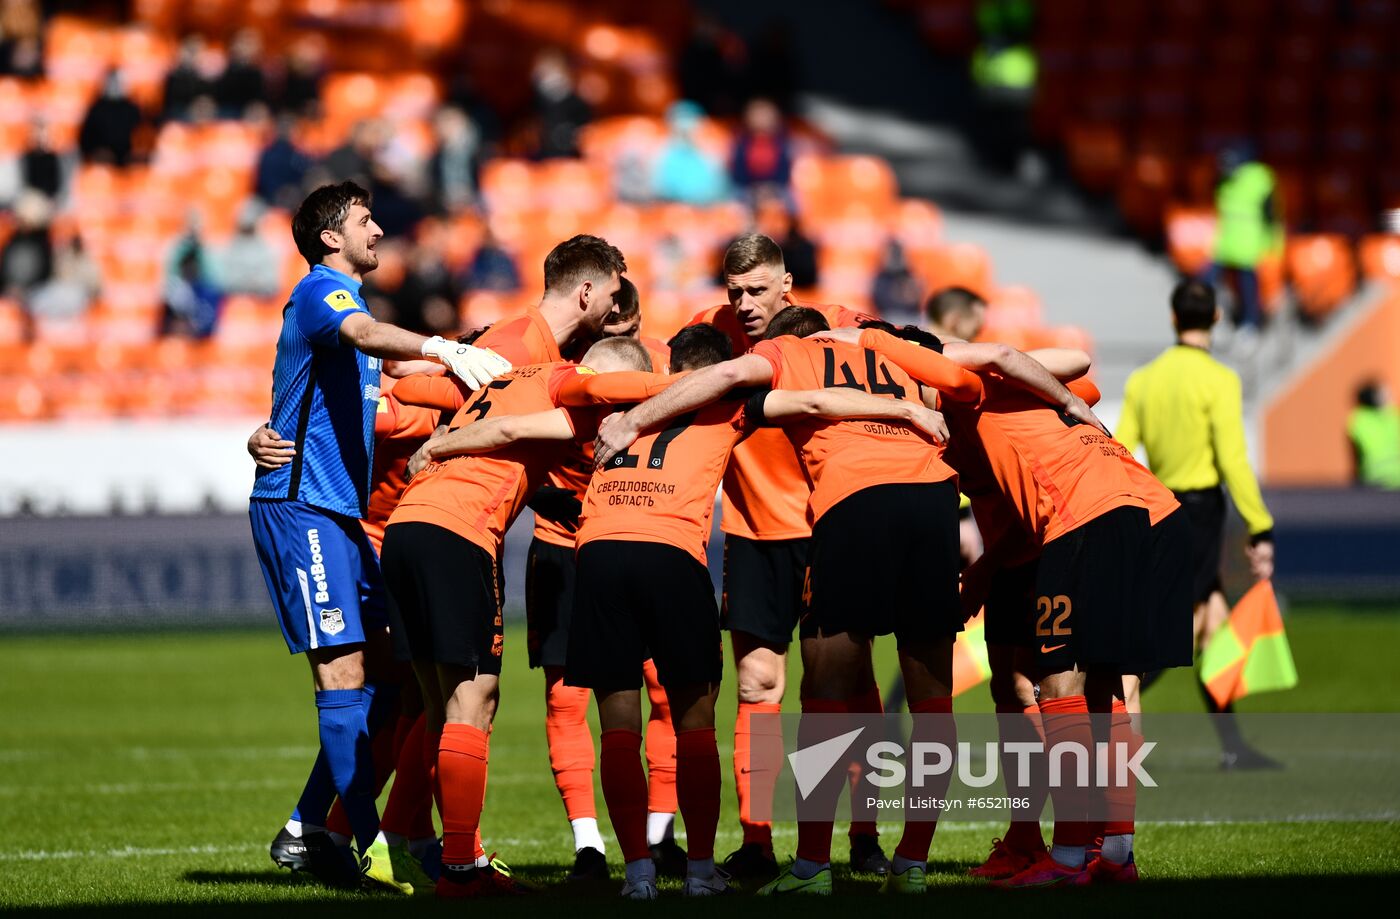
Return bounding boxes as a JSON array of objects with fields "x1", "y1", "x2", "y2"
[{"x1": 249, "y1": 498, "x2": 387, "y2": 655}]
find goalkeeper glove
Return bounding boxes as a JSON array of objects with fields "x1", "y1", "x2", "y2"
[{"x1": 421, "y1": 336, "x2": 512, "y2": 389}]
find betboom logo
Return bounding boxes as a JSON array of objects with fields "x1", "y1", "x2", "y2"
[
  {"x1": 788, "y1": 726, "x2": 1157, "y2": 798},
  {"x1": 306, "y1": 529, "x2": 330, "y2": 604}
]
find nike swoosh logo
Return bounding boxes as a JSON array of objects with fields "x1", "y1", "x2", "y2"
[{"x1": 1040, "y1": 643, "x2": 1067, "y2": 654}]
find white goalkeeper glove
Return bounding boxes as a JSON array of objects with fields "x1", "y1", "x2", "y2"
[{"x1": 421, "y1": 336, "x2": 512, "y2": 389}]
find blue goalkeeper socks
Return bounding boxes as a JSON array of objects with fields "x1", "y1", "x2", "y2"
[
  {"x1": 360, "y1": 679, "x2": 400, "y2": 738},
  {"x1": 315, "y1": 688, "x2": 379, "y2": 854},
  {"x1": 289, "y1": 750, "x2": 336, "y2": 830}
]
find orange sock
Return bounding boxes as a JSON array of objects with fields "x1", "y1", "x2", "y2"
[
  {"x1": 1103, "y1": 699, "x2": 1138, "y2": 838},
  {"x1": 997, "y1": 703, "x2": 1047, "y2": 853},
  {"x1": 425, "y1": 727, "x2": 443, "y2": 820},
  {"x1": 1039, "y1": 695, "x2": 1093, "y2": 848},
  {"x1": 894, "y1": 697, "x2": 955, "y2": 862},
  {"x1": 643, "y1": 661, "x2": 677, "y2": 815},
  {"x1": 544, "y1": 668, "x2": 597, "y2": 821},
  {"x1": 795, "y1": 698, "x2": 846, "y2": 864},
  {"x1": 600, "y1": 729, "x2": 650, "y2": 863},
  {"x1": 676, "y1": 727, "x2": 720, "y2": 861},
  {"x1": 847, "y1": 681, "x2": 883, "y2": 838},
  {"x1": 381, "y1": 713, "x2": 431, "y2": 839},
  {"x1": 734, "y1": 701, "x2": 782, "y2": 849},
  {"x1": 438, "y1": 724, "x2": 489, "y2": 867}
]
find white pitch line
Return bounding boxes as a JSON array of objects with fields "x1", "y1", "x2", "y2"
[
  {"x1": 0, "y1": 844, "x2": 261, "y2": 863},
  {"x1": 0, "y1": 778, "x2": 292, "y2": 797}
]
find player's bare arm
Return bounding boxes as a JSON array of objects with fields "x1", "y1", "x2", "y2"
[
  {"x1": 406, "y1": 408, "x2": 575, "y2": 479},
  {"x1": 761, "y1": 388, "x2": 949, "y2": 444},
  {"x1": 942, "y1": 340, "x2": 1106, "y2": 432},
  {"x1": 247, "y1": 424, "x2": 295, "y2": 469},
  {"x1": 594, "y1": 353, "x2": 773, "y2": 465},
  {"x1": 1024, "y1": 348, "x2": 1092, "y2": 382},
  {"x1": 338, "y1": 311, "x2": 511, "y2": 389}
]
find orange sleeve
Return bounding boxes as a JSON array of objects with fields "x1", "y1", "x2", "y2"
[
  {"x1": 553, "y1": 371, "x2": 672, "y2": 406},
  {"x1": 390, "y1": 373, "x2": 467, "y2": 412},
  {"x1": 373, "y1": 395, "x2": 397, "y2": 439},
  {"x1": 475, "y1": 316, "x2": 538, "y2": 366},
  {"x1": 1067, "y1": 378, "x2": 1101, "y2": 407},
  {"x1": 748, "y1": 340, "x2": 785, "y2": 387},
  {"x1": 859, "y1": 329, "x2": 983, "y2": 403}
]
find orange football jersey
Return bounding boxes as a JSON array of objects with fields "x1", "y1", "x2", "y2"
[
  {"x1": 363, "y1": 384, "x2": 442, "y2": 553},
  {"x1": 749, "y1": 335, "x2": 960, "y2": 525},
  {"x1": 686, "y1": 298, "x2": 872, "y2": 540},
  {"x1": 387, "y1": 363, "x2": 593, "y2": 559},
  {"x1": 578, "y1": 399, "x2": 749, "y2": 566}
]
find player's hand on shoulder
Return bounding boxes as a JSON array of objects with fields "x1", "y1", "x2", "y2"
[
  {"x1": 1064, "y1": 394, "x2": 1109, "y2": 434},
  {"x1": 248, "y1": 425, "x2": 295, "y2": 469},
  {"x1": 808, "y1": 327, "x2": 860, "y2": 343},
  {"x1": 1246, "y1": 538, "x2": 1275, "y2": 581},
  {"x1": 406, "y1": 441, "x2": 436, "y2": 482},
  {"x1": 421, "y1": 336, "x2": 512, "y2": 389},
  {"x1": 909, "y1": 405, "x2": 949, "y2": 445},
  {"x1": 594, "y1": 411, "x2": 638, "y2": 468}
]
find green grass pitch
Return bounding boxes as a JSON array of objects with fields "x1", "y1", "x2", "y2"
[{"x1": 2, "y1": 604, "x2": 1398, "y2": 916}]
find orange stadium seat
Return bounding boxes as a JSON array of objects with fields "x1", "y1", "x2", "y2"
[
  {"x1": 44, "y1": 17, "x2": 113, "y2": 88},
  {"x1": 892, "y1": 198, "x2": 944, "y2": 250},
  {"x1": 907, "y1": 243, "x2": 993, "y2": 299},
  {"x1": 1165, "y1": 205, "x2": 1217, "y2": 276},
  {"x1": 0, "y1": 78, "x2": 32, "y2": 154},
  {"x1": 0, "y1": 377, "x2": 49, "y2": 422},
  {"x1": 1286, "y1": 234, "x2": 1357, "y2": 320},
  {"x1": 1359, "y1": 234, "x2": 1400, "y2": 281},
  {"x1": 1065, "y1": 123, "x2": 1126, "y2": 194},
  {"x1": 480, "y1": 159, "x2": 538, "y2": 215},
  {"x1": 984, "y1": 285, "x2": 1043, "y2": 329},
  {"x1": 0, "y1": 299, "x2": 26, "y2": 346}
]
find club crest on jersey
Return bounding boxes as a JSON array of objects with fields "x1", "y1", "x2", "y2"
[
  {"x1": 324, "y1": 289, "x2": 358, "y2": 312},
  {"x1": 319, "y1": 608, "x2": 345, "y2": 636}
]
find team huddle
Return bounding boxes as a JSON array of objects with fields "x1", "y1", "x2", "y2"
[{"x1": 246, "y1": 181, "x2": 1197, "y2": 898}]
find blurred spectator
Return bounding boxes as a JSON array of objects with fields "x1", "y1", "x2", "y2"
[
  {"x1": 367, "y1": 162, "x2": 424, "y2": 241},
  {"x1": 0, "y1": 190, "x2": 52, "y2": 300},
  {"x1": 650, "y1": 232, "x2": 708, "y2": 295},
  {"x1": 746, "y1": 22, "x2": 799, "y2": 113},
  {"x1": 461, "y1": 229, "x2": 521, "y2": 293},
  {"x1": 79, "y1": 72, "x2": 143, "y2": 167},
  {"x1": 678, "y1": 15, "x2": 747, "y2": 118},
  {"x1": 0, "y1": 0, "x2": 42, "y2": 78},
  {"x1": 28, "y1": 236, "x2": 99, "y2": 321},
  {"x1": 751, "y1": 191, "x2": 816, "y2": 287},
  {"x1": 729, "y1": 98, "x2": 793, "y2": 203},
  {"x1": 162, "y1": 36, "x2": 217, "y2": 122},
  {"x1": 394, "y1": 243, "x2": 457, "y2": 332},
  {"x1": 532, "y1": 49, "x2": 591, "y2": 160},
  {"x1": 255, "y1": 114, "x2": 312, "y2": 209},
  {"x1": 216, "y1": 29, "x2": 267, "y2": 118},
  {"x1": 277, "y1": 38, "x2": 324, "y2": 116},
  {"x1": 871, "y1": 242, "x2": 922, "y2": 324},
  {"x1": 162, "y1": 229, "x2": 223, "y2": 338},
  {"x1": 652, "y1": 101, "x2": 729, "y2": 205},
  {"x1": 1206, "y1": 144, "x2": 1282, "y2": 332},
  {"x1": 427, "y1": 107, "x2": 480, "y2": 213},
  {"x1": 321, "y1": 119, "x2": 384, "y2": 186},
  {"x1": 1349, "y1": 381, "x2": 1400, "y2": 490},
  {"x1": 216, "y1": 201, "x2": 280, "y2": 297},
  {"x1": 21, "y1": 121, "x2": 62, "y2": 200}
]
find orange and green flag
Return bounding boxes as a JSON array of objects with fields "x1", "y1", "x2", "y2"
[
  {"x1": 1199, "y1": 580, "x2": 1298, "y2": 708},
  {"x1": 952, "y1": 611, "x2": 993, "y2": 697}
]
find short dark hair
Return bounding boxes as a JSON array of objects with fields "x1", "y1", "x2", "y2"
[
  {"x1": 722, "y1": 233, "x2": 785, "y2": 278},
  {"x1": 667, "y1": 323, "x2": 732, "y2": 371},
  {"x1": 764, "y1": 305, "x2": 829, "y2": 339},
  {"x1": 292, "y1": 181, "x2": 371, "y2": 266},
  {"x1": 1170, "y1": 279, "x2": 1216, "y2": 332},
  {"x1": 543, "y1": 234, "x2": 627, "y2": 294},
  {"x1": 925, "y1": 286, "x2": 985, "y2": 325},
  {"x1": 613, "y1": 276, "x2": 640, "y2": 322}
]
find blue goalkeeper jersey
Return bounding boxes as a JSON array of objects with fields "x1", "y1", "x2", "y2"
[{"x1": 251, "y1": 264, "x2": 382, "y2": 519}]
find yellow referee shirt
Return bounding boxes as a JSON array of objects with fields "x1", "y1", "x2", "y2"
[{"x1": 1117, "y1": 344, "x2": 1274, "y2": 536}]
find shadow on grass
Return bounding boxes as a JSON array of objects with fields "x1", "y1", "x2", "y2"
[{"x1": 7, "y1": 871, "x2": 1400, "y2": 916}]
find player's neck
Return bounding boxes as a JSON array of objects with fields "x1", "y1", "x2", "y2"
[
  {"x1": 1176, "y1": 329, "x2": 1212, "y2": 351},
  {"x1": 320, "y1": 255, "x2": 362, "y2": 284},
  {"x1": 537, "y1": 295, "x2": 584, "y2": 347}
]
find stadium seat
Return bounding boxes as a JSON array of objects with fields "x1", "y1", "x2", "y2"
[
  {"x1": 984, "y1": 286, "x2": 1043, "y2": 329},
  {"x1": 1286, "y1": 234, "x2": 1357, "y2": 320},
  {"x1": 1065, "y1": 123, "x2": 1126, "y2": 194},
  {"x1": 1358, "y1": 234, "x2": 1400, "y2": 281},
  {"x1": 0, "y1": 78, "x2": 31, "y2": 154},
  {"x1": 0, "y1": 300, "x2": 25, "y2": 346},
  {"x1": 907, "y1": 243, "x2": 993, "y2": 299},
  {"x1": 1165, "y1": 205, "x2": 1217, "y2": 276}
]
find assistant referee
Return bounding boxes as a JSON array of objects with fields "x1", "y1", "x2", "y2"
[{"x1": 1117, "y1": 279, "x2": 1279, "y2": 770}]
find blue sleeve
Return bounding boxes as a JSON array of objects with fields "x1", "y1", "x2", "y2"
[{"x1": 295, "y1": 277, "x2": 366, "y2": 347}]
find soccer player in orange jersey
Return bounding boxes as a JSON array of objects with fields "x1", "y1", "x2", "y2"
[
  {"x1": 601, "y1": 276, "x2": 672, "y2": 372},
  {"x1": 867, "y1": 334, "x2": 1193, "y2": 887},
  {"x1": 380, "y1": 337, "x2": 652, "y2": 898}
]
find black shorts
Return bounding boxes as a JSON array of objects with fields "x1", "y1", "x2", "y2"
[
  {"x1": 1138, "y1": 508, "x2": 1195, "y2": 671},
  {"x1": 721, "y1": 535, "x2": 809, "y2": 646},
  {"x1": 1176, "y1": 487, "x2": 1225, "y2": 603},
  {"x1": 1032, "y1": 505, "x2": 1150, "y2": 675},
  {"x1": 381, "y1": 522, "x2": 504, "y2": 674},
  {"x1": 983, "y1": 556, "x2": 1039, "y2": 648},
  {"x1": 525, "y1": 538, "x2": 576, "y2": 670},
  {"x1": 800, "y1": 481, "x2": 962, "y2": 645},
  {"x1": 566, "y1": 540, "x2": 723, "y2": 692}
]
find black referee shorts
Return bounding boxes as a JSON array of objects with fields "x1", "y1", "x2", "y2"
[{"x1": 1175, "y1": 487, "x2": 1226, "y2": 604}]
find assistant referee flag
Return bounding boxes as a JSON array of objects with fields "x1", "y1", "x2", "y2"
[{"x1": 1200, "y1": 580, "x2": 1298, "y2": 707}]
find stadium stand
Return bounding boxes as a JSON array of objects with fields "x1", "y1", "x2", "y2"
[{"x1": 0, "y1": 1, "x2": 1090, "y2": 424}]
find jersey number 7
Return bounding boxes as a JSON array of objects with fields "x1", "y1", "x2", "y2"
[{"x1": 609, "y1": 412, "x2": 698, "y2": 469}]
